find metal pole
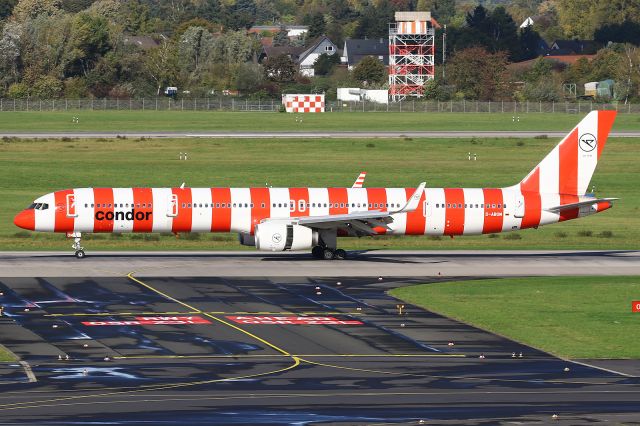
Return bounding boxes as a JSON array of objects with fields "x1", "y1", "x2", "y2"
[{"x1": 442, "y1": 24, "x2": 446, "y2": 81}]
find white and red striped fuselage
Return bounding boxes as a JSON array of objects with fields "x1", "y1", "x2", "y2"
[
  {"x1": 13, "y1": 110, "x2": 618, "y2": 257},
  {"x1": 20, "y1": 185, "x2": 611, "y2": 237}
]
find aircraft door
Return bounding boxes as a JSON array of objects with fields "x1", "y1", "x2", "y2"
[
  {"x1": 422, "y1": 200, "x2": 432, "y2": 217},
  {"x1": 514, "y1": 194, "x2": 525, "y2": 218},
  {"x1": 66, "y1": 193, "x2": 78, "y2": 217},
  {"x1": 167, "y1": 194, "x2": 178, "y2": 217}
]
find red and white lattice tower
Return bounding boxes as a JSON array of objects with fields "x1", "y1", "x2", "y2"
[{"x1": 389, "y1": 11, "x2": 435, "y2": 102}]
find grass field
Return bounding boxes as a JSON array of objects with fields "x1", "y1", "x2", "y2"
[
  {"x1": 0, "y1": 111, "x2": 639, "y2": 132},
  {"x1": 0, "y1": 345, "x2": 16, "y2": 362},
  {"x1": 1, "y1": 134, "x2": 637, "y2": 250},
  {"x1": 390, "y1": 276, "x2": 640, "y2": 359}
]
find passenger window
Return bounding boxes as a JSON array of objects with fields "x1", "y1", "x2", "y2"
[{"x1": 504, "y1": 204, "x2": 507, "y2": 208}]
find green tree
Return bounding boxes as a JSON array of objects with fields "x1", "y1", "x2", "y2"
[
  {"x1": 224, "y1": 0, "x2": 257, "y2": 30},
  {"x1": 263, "y1": 54, "x2": 296, "y2": 82},
  {"x1": 519, "y1": 26, "x2": 543, "y2": 61},
  {"x1": 179, "y1": 26, "x2": 215, "y2": 72},
  {"x1": 352, "y1": 56, "x2": 386, "y2": 85},
  {"x1": 0, "y1": 0, "x2": 18, "y2": 19},
  {"x1": 273, "y1": 26, "x2": 289, "y2": 47},
  {"x1": 196, "y1": 0, "x2": 222, "y2": 23},
  {"x1": 7, "y1": 82, "x2": 30, "y2": 98},
  {"x1": 144, "y1": 39, "x2": 179, "y2": 95},
  {"x1": 12, "y1": 0, "x2": 62, "y2": 21},
  {"x1": 490, "y1": 7, "x2": 520, "y2": 60},
  {"x1": 120, "y1": 0, "x2": 152, "y2": 34},
  {"x1": 32, "y1": 75, "x2": 63, "y2": 98},
  {"x1": 234, "y1": 62, "x2": 263, "y2": 93},
  {"x1": 595, "y1": 21, "x2": 640, "y2": 47},
  {"x1": 306, "y1": 12, "x2": 325, "y2": 39},
  {"x1": 313, "y1": 52, "x2": 339, "y2": 76},
  {"x1": 61, "y1": 0, "x2": 94, "y2": 13},
  {"x1": 0, "y1": 21, "x2": 22, "y2": 88},
  {"x1": 555, "y1": 0, "x2": 598, "y2": 38},
  {"x1": 66, "y1": 12, "x2": 111, "y2": 76},
  {"x1": 448, "y1": 46, "x2": 509, "y2": 100},
  {"x1": 211, "y1": 30, "x2": 255, "y2": 66}
]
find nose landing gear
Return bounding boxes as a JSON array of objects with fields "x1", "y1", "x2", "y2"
[{"x1": 67, "y1": 232, "x2": 85, "y2": 259}]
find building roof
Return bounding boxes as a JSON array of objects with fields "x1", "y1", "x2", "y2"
[
  {"x1": 508, "y1": 54, "x2": 596, "y2": 71},
  {"x1": 122, "y1": 35, "x2": 160, "y2": 50},
  {"x1": 550, "y1": 40, "x2": 600, "y2": 55},
  {"x1": 343, "y1": 38, "x2": 389, "y2": 66},
  {"x1": 249, "y1": 25, "x2": 308, "y2": 34},
  {"x1": 297, "y1": 36, "x2": 337, "y2": 62},
  {"x1": 261, "y1": 44, "x2": 306, "y2": 62}
]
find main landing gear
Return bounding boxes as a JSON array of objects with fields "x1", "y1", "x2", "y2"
[
  {"x1": 311, "y1": 229, "x2": 345, "y2": 260},
  {"x1": 312, "y1": 245, "x2": 347, "y2": 260},
  {"x1": 68, "y1": 232, "x2": 85, "y2": 259}
]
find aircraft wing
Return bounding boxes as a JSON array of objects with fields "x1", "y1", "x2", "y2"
[
  {"x1": 275, "y1": 182, "x2": 426, "y2": 236},
  {"x1": 545, "y1": 198, "x2": 618, "y2": 213}
]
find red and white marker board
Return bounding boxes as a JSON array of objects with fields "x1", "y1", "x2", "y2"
[
  {"x1": 82, "y1": 316, "x2": 211, "y2": 326},
  {"x1": 226, "y1": 316, "x2": 362, "y2": 325}
]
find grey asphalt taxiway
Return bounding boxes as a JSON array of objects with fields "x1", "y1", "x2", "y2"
[
  {"x1": 0, "y1": 252, "x2": 638, "y2": 425},
  {"x1": 2, "y1": 130, "x2": 640, "y2": 139}
]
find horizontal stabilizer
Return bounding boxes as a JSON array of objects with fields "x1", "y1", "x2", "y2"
[{"x1": 545, "y1": 198, "x2": 618, "y2": 213}]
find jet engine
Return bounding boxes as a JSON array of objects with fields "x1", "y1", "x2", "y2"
[{"x1": 255, "y1": 222, "x2": 318, "y2": 251}]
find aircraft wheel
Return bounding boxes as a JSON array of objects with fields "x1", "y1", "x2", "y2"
[
  {"x1": 75, "y1": 250, "x2": 86, "y2": 259},
  {"x1": 312, "y1": 246, "x2": 324, "y2": 259},
  {"x1": 322, "y1": 248, "x2": 335, "y2": 260},
  {"x1": 334, "y1": 249, "x2": 347, "y2": 260}
]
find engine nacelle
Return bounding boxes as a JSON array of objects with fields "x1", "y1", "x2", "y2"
[
  {"x1": 238, "y1": 233, "x2": 256, "y2": 246},
  {"x1": 255, "y1": 222, "x2": 318, "y2": 251}
]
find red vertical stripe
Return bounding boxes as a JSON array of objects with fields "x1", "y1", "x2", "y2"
[
  {"x1": 171, "y1": 188, "x2": 192, "y2": 233},
  {"x1": 132, "y1": 188, "x2": 153, "y2": 232},
  {"x1": 444, "y1": 188, "x2": 465, "y2": 236},
  {"x1": 366, "y1": 188, "x2": 388, "y2": 234},
  {"x1": 559, "y1": 128, "x2": 579, "y2": 195},
  {"x1": 289, "y1": 188, "x2": 310, "y2": 217},
  {"x1": 559, "y1": 194, "x2": 580, "y2": 221},
  {"x1": 211, "y1": 188, "x2": 231, "y2": 232},
  {"x1": 597, "y1": 111, "x2": 616, "y2": 159},
  {"x1": 328, "y1": 188, "x2": 348, "y2": 215},
  {"x1": 249, "y1": 187, "x2": 270, "y2": 235},
  {"x1": 482, "y1": 188, "x2": 504, "y2": 234},
  {"x1": 93, "y1": 188, "x2": 114, "y2": 233},
  {"x1": 54, "y1": 190, "x2": 75, "y2": 232},
  {"x1": 404, "y1": 187, "x2": 426, "y2": 235},
  {"x1": 520, "y1": 168, "x2": 542, "y2": 229}
]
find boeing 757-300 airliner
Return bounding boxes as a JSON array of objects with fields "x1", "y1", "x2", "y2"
[{"x1": 14, "y1": 110, "x2": 618, "y2": 259}]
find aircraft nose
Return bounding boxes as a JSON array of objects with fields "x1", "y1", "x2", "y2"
[{"x1": 14, "y1": 210, "x2": 35, "y2": 230}]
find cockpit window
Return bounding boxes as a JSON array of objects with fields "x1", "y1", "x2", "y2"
[{"x1": 28, "y1": 203, "x2": 49, "y2": 210}]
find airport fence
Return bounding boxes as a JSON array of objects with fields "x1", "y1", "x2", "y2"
[{"x1": 0, "y1": 98, "x2": 638, "y2": 114}]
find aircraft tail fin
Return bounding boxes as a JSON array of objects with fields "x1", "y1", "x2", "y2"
[{"x1": 519, "y1": 110, "x2": 617, "y2": 196}]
